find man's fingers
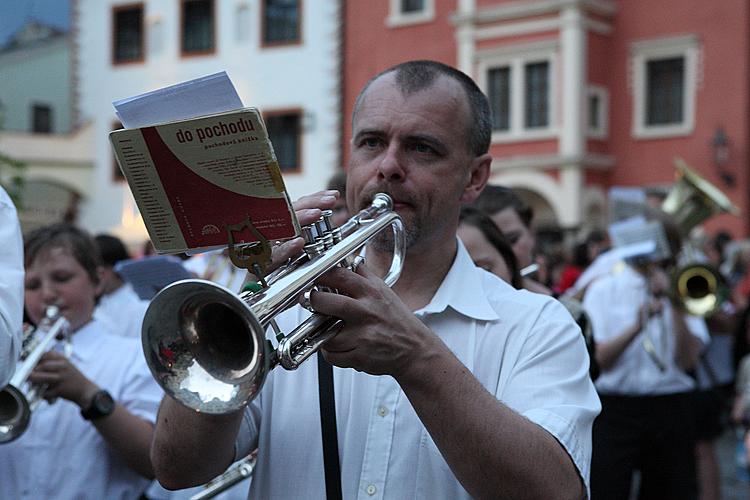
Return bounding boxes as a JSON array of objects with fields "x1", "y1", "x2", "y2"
[
  {"x1": 271, "y1": 237, "x2": 305, "y2": 267},
  {"x1": 293, "y1": 190, "x2": 339, "y2": 211},
  {"x1": 314, "y1": 265, "x2": 375, "y2": 298}
]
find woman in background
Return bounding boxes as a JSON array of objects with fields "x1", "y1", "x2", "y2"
[{"x1": 458, "y1": 206, "x2": 522, "y2": 289}]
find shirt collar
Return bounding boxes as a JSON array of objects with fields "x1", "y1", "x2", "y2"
[
  {"x1": 68, "y1": 318, "x2": 103, "y2": 362},
  {"x1": 417, "y1": 238, "x2": 501, "y2": 321}
]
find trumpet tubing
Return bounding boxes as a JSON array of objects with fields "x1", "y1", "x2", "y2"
[{"x1": 142, "y1": 193, "x2": 405, "y2": 414}]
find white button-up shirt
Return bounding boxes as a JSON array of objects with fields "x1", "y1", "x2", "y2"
[
  {"x1": 94, "y1": 282, "x2": 150, "y2": 338},
  {"x1": 236, "y1": 241, "x2": 601, "y2": 499},
  {"x1": 583, "y1": 265, "x2": 709, "y2": 395},
  {"x1": 0, "y1": 185, "x2": 23, "y2": 387},
  {"x1": 0, "y1": 319, "x2": 163, "y2": 500}
]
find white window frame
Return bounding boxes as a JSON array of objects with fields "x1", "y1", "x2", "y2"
[
  {"x1": 477, "y1": 42, "x2": 558, "y2": 143},
  {"x1": 631, "y1": 34, "x2": 699, "y2": 139},
  {"x1": 386, "y1": 0, "x2": 434, "y2": 28},
  {"x1": 586, "y1": 85, "x2": 609, "y2": 139}
]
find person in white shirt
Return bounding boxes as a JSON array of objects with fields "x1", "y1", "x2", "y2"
[
  {"x1": 0, "y1": 185, "x2": 23, "y2": 387},
  {"x1": 149, "y1": 60, "x2": 600, "y2": 499},
  {"x1": 92, "y1": 233, "x2": 150, "y2": 338},
  {"x1": 0, "y1": 224, "x2": 162, "y2": 499},
  {"x1": 583, "y1": 240, "x2": 708, "y2": 499}
]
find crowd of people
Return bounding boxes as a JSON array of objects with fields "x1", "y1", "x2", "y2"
[{"x1": 2, "y1": 59, "x2": 750, "y2": 500}]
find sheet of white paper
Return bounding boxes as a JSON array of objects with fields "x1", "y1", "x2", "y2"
[
  {"x1": 608, "y1": 216, "x2": 670, "y2": 261},
  {"x1": 112, "y1": 72, "x2": 244, "y2": 129}
]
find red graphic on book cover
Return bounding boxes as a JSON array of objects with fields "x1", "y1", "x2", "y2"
[{"x1": 141, "y1": 127, "x2": 295, "y2": 250}]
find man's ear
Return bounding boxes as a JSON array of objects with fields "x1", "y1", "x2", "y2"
[
  {"x1": 460, "y1": 153, "x2": 492, "y2": 204},
  {"x1": 94, "y1": 266, "x2": 107, "y2": 298}
]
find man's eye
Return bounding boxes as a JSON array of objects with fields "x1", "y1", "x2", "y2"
[
  {"x1": 53, "y1": 273, "x2": 73, "y2": 283},
  {"x1": 506, "y1": 233, "x2": 520, "y2": 245},
  {"x1": 362, "y1": 137, "x2": 381, "y2": 148},
  {"x1": 24, "y1": 280, "x2": 40, "y2": 291},
  {"x1": 413, "y1": 143, "x2": 435, "y2": 154}
]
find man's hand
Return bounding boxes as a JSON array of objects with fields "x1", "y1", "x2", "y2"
[
  {"x1": 309, "y1": 263, "x2": 433, "y2": 378},
  {"x1": 28, "y1": 351, "x2": 99, "y2": 408},
  {"x1": 267, "y1": 190, "x2": 341, "y2": 272}
]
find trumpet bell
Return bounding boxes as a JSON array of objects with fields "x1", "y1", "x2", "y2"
[
  {"x1": 672, "y1": 263, "x2": 727, "y2": 317},
  {"x1": 142, "y1": 280, "x2": 270, "y2": 414},
  {"x1": 0, "y1": 385, "x2": 31, "y2": 443},
  {"x1": 141, "y1": 193, "x2": 404, "y2": 415}
]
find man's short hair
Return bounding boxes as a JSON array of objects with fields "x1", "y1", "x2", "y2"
[
  {"x1": 472, "y1": 184, "x2": 534, "y2": 228},
  {"x1": 352, "y1": 60, "x2": 491, "y2": 157},
  {"x1": 94, "y1": 233, "x2": 131, "y2": 268}
]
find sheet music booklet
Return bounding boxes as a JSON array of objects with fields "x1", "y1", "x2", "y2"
[{"x1": 110, "y1": 107, "x2": 300, "y2": 255}]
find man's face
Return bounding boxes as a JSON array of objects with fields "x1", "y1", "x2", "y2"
[
  {"x1": 24, "y1": 246, "x2": 99, "y2": 332},
  {"x1": 347, "y1": 74, "x2": 479, "y2": 251},
  {"x1": 490, "y1": 207, "x2": 535, "y2": 269}
]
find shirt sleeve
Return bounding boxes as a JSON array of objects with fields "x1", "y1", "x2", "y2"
[
  {"x1": 500, "y1": 298, "x2": 601, "y2": 497},
  {"x1": 684, "y1": 314, "x2": 710, "y2": 345},
  {"x1": 116, "y1": 340, "x2": 164, "y2": 422},
  {"x1": 234, "y1": 401, "x2": 262, "y2": 461},
  {"x1": 582, "y1": 277, "x2": 612, "y2": 342},
  {"x1": 0, "y1": 188, "x2": 24, "y2": 387}
]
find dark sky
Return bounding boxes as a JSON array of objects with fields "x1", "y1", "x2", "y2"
[{"x1": 0, "y1": 0, "x2": 70, "y2": 47}]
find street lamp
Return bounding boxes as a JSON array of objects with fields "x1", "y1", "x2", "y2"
[{"x1": 711, "y1": 127, "x2": 734, "y2": 187}]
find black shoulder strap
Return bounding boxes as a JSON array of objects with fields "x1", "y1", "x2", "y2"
[{"x1": 317, "y1": 353, "x2": 343, "y2": 500}]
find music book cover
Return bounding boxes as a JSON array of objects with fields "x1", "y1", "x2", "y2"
[{"x1": 110, "y1": 107, "x2": 300, "y2": 254}]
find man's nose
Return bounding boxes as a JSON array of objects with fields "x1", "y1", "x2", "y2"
[
  {"x1": 40, "y1": 280, "x2": 58, "y2": 304},
  {"x1": 377, "y1": 144, "x2": 406, "y2": 181}
]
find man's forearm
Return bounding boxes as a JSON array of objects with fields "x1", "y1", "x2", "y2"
[
  {"x1": 151, "y1": 395, "x2": 245, "y2": 489},
  {"x1": 595, "y1": 322, "x2": 640, "y2": 371},
  {"x1": 397, "y1": 340, "x2": 583, "y2": 500}
]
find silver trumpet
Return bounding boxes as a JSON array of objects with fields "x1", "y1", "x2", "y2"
[
  {"x1": 0, "y1": 306, "x2": 71, "y2": 443},
  {"x1": 142, "y1": 193, "x2": 404, "y2": 414},
  {"x1": 190, "y1": 454, "x2": 256, "y2": 500}
]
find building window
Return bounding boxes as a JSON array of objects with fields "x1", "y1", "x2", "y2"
[
  {"x1": 402, "y1": 0, "x2": 425, "y2": 13},
  {"x1": 478, "y1": 42, "x2": 557, "y2": 142},
  {"x1": 488, "y1": 67, "x2": 510, "y2": 132},
  {"x1": 524, "y1": 62, "x2": 549, "y2": 129},
  {"x1": 387, "y1": 0, "x2": 434, "y2": 27},
  {"x1": 181, "y1": 0, "x2": 215, "y2": 55},
  {"x1": 587, "y1": 85, "x2": 609, "y2": 139},
  {"x1": 265, "y1": 110, "x2": 302, "y2": 173},
  {"x1": 631, "y1": 35, "x2": 699, "y2": 138},
  {"x1": 112, "y1": 4, "x2": 144, "y2": 64},
  {"x1": 31, "y1": 104, "x2": 52, "y2": 133},
  {"x1": 112, "y1": 121, "x2": 126, "y2": 182},
  {"x1": 646, "y1": 57, "x2": 684, "y2": 125},
  {"x1": 262, "y1": 0, "x2": 301, "y2": 46}
]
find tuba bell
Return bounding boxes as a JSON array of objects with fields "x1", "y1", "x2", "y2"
[
  {"x1": 142, "y1": 193, "x2": 404, "y2": 414},
  {"x1": 0, "y1": 306, "x2": 71, "y2": 443},
  {"x1": 661, "y1": 158, "x2": 738, "y2": 316}
]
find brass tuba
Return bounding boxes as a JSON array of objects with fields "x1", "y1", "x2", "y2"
[
  {"x1": 141, "y1": 193, "x2": 404, "y2": 414},
  {"x1": 661, "y1": 158, "x2": 738, "y2": 316},
  {"x1": 0, "y1": 306, "x2": 71, "y2": 443}
]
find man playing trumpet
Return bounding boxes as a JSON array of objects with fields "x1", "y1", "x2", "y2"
[{"x1": 150, "y1": 60, "x2": 600, "y2": 499}]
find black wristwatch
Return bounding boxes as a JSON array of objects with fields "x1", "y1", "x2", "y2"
[{"x1": 81, "y1": 390, "x2": 115, "y2": 421}]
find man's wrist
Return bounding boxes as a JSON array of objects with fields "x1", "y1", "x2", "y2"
[{"x1": 80, "y1": 389, "x2": 116, "y2": 421}]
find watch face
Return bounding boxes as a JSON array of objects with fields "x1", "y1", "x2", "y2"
[{"x1": 94, "y1": 391, "x2": 115, "y2": 415}]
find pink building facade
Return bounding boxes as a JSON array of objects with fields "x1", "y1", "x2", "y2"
[{"x1": 343, "y1": 0, "x2": 750, "y2": 237}]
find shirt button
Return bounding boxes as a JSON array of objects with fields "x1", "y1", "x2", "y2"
[
  {"x1": 366, "y1": 484, "x2": 377, "y2": 496},
  {"x1": 377, "y1": 406, "x2": 389, "y2": 417}
]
